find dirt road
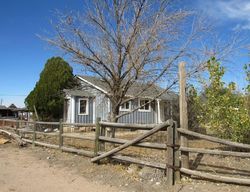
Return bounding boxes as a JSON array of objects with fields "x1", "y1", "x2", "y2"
[{"x1": 0, "y1": 144, "x2": 118, "y2": 192}]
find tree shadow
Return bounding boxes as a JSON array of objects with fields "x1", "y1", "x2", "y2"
[{"x1": 189, "y1": 153, "x2": 204, "y2": 169}]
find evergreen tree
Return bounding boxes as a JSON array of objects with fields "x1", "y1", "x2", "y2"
[{"x1": 25, "y1": 57, "x2": 76, "y2": 120}]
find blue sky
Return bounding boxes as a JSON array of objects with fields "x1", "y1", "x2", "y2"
[{"x1": 0, "y1": 0, "x2": 249, "y2": 107}]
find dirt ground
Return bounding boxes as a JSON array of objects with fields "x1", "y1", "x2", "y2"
[
  {"x1": 1, "y1": 137, "x2": 250, "y2": 192},
  {"x1": 0, "y1": 143, "x2": 118, "y2": 192}
]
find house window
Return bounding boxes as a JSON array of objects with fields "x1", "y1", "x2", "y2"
[
  {"x1": 120, "y1": 101, "x2": 131, "y2": 111},
  {"x1": 139, "y1": 99, "x2": 151, "y2": 112},
  {"x1": 79, "y1": 98, "x2": 89, "y2": 115}
]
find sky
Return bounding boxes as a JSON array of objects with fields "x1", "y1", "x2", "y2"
[{"x1": 0, "y1": 0, "x2": 249, "y2": 107}]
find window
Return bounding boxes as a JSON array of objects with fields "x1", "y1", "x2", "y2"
[
  {"x1": 120, "y1": 101, "x2": 131, "y2": 111},
  {"x1": 79, "y1": 98, "x2": 88, "y2": 115},
  {"x1": 139, "y1": 99, "x2": 151, "y2": 112}
]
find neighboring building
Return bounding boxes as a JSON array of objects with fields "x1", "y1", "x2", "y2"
[
  {"x1": 0, "y1": 105, "x2": 14, "y2": 118},
  {"x1": 0, "y1": 104, "x2": 30, "y2": 120},
  {"x1": 63, "y1": 76, "x2": 178, "y2": 124}
]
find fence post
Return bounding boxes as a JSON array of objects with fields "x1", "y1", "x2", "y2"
[
  {"x1": 174, "y1": 121, "x2": 180, "y2": 182},
  {"x1": 32, "y1": 122, "x2": 37, "y2": 147},
  {"x1": 16, "y1": 120, "x2": 20, "y2": 135},
  {"x1": 94, "y1": 117, "x2": 101, "y2": 156},
  {"x1": 100, "y1": 125, "x2": 106, "y2": 151},
  {"x1": 179, "y1": 62, "x2": 189, "y2": 170},
  {"x1": 167, "y1": 119, "x2": 174, "y2": 186},
  {"x1": 59, "y1": 119, "x2": 63, "y2": 150}
]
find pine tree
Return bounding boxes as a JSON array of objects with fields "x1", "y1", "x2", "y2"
[{"x1": 25, "y1": 57, "x2": 77, "y2": 120}]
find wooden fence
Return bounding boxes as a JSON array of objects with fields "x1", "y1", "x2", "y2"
[
  {"x1": 178, "y1": 128, "x2": 250, "y2": 185},
  {"x1": 0, "y1": 119, "x2": 96, "y2": 157},
  {"x1": 1, "y1": 118, "x2": 250, "y2": 186}
]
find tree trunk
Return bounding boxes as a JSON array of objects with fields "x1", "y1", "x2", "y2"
[{"x1": 109, "y1": 103, "x2": 120, "y2": 138}]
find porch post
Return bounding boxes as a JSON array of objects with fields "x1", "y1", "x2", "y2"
[
  {"x1": 93, "y1": 98, "x2": 96, "y2": 124},
  {"x1": 157, "y1": 99, "x2": 161, "y2": 123},
  {"x1": 71, "y1": 96, "x2": 75, "y2": 123}
]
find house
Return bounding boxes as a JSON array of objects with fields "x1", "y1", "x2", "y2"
[{"x1": 63, "y1": 76, "x2": 178, "y2": 124}]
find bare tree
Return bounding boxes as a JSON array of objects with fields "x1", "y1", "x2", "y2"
[{"x1": 44, "y1": 0, "x2": 230, "y2": 122}]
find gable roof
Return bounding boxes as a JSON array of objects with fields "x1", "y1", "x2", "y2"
[
  {"x1": 77, "y1": 75, "x2": 177, "y2": 100},
  {"x1": 8, "y1": 104, "x2": 17, "y2": 109}
]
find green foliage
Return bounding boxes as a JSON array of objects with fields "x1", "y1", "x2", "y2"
[
  {"x1": 243, "y1": 63, "x2": 250, "y2": 117},
  {"x1": 244, "y1": 63, "x2": 250, "y2": 93},
  {"x1": 25, "y1": 57, "x2": 77, "y2": 121},
  {"x1": 196, "y1": 58, "x2": 250, "y2": 143},
  {"x1": 187, "y1": 85, "x2": 203, "y2": 132}
]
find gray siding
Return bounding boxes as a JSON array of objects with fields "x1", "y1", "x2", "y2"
[
  {"x1": 118, "y1": 100, "x2": 156, "y2": 124},
  {"x1": 73, "y1": 80, "x2": 158, "y2": 124},
  {"x1": 75, "y1": 96, "x2": 94, "y2": 123},
  {"x1": 78, "y1": 80, "x2": 110, "y2": 122}
]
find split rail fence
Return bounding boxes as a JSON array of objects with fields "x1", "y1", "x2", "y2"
[{"x1": 1, "y1": 118, "x2": 250, "y2": 186}]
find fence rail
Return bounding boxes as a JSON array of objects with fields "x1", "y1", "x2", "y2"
[
  {"x1": 99, "y1": 121, "x2": 157, "y2": 130},
  {"x1": 178, "y1": 128, "x2": 250, "y2": 150}
]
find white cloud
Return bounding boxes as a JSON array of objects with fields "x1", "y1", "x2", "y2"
[{"x1": 196, "y1": 0, "x2": 250, "y2": 30}]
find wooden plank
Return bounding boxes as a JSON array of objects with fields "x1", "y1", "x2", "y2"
[
  {"x1": 59, "y1": 119, "x2": 63, "y2": 149},
  {"x1": 18, "y1": 129, "x2": 33, "y2": 134},
  {"x1": 94, "y1": 118, "x2": 101, "y2": 156},
  {"x1": 16, "y1": 120, "x2": 31, "y2": 124},
  {"x1": 1, "y1": 119, "x2": 17, "y2": 123},
  {"x1": 22, "y1": 138, "x2": 32, "y2": 143},
  {"x1": 107, "y1": 154, "x2": 166, "y2": 169},
  {"x1": 180, "y1": 168, "x2": 250, "y2": 185},
  {"x1": 98, "y1": 136, "x2": 166, "y2": 149},
  {"x1": 2, "y1": 126, "x2": 21, "y2": 131},
  {"x1": 32, "y1": 123, "x2": 36, "y2": 147},
  {"x1": 174, "y1": 121, "x2": 180, "y2": 182},
  {"x1": 61, "y1": 146, "x2": 94, "y2": 157},
  {"x1": 167, "y1": 121, "x2": 174, "y2": 185},
  {"x1": 35, "y1": 131, "x2": 59, "y2": 136},
  {"x1": 100, "y1": 125, "x2": 106, "y2": 151},
  {"x1": 178, "y1": 128, "x2": 250, "y2": 150},
  {"x1": 36, "y1": 121, "x2": 60, "y2": 125},
  {"x1": 91, "y1": 121, "x2": 170, "y2": 162},
  {"x1": 100, "y1": 122, "x2": 157, "y2": 130},
  {"x1": 62, "y1": 133, "x2": 95, "y2": 141},
  {"x1": 22, "y1": 138, "x2": 93, "y2": 157},
  {"x1": 16, "y1": 121, "x2": 19, "y2": 129},
  {"x1": 180, "y1": 147, "x2": 250, "y2": 158},
  {"x1": 23, "y1": 138, "x2": 59, "y2": 149},
  {"x1": 0, "y1": 129, "x2": 26, "y2": 146},
  {"x1": 179, "y1": 61, "x2": 189, "y2": 169},
  {"x1": 62, "y1": 122, "x2": 95, "y2": 127}
]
